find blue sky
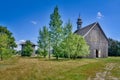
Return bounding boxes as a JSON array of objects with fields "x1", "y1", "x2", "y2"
[{"x1": 0, "y1": 0, "x2": 120, "y2": 49}]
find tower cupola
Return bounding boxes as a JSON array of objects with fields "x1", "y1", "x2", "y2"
[{"x1": 77, "y1": 16, "x2": 82, "y2": 30}]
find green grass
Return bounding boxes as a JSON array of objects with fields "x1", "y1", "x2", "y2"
[{"x1": 0, "y1": 57, "x2": 120, "y2": 80}]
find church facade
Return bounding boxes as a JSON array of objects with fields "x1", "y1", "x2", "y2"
[{"x1": 74, "y1": 17, "x2": 108, "y2": 58}]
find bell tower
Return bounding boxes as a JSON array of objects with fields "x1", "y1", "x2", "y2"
[{"x1": 77, "y1": 15, "x2": 82, "y2": 30}]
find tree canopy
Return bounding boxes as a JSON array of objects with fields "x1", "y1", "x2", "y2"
[
  {"x1": 38, "y1": 26, "x2": 49, "y2": 58},
  {"x1": 0, "y1": 26, "x2": 17, "y2": 49},
  {"x1": 49, "y1": 6, "x2": 64, "y2": 59},
  {"x1": 59, "y1": 32, "x2": 89, "y2": 59},
  {"x1": 108, "y1": 38, "x2": 120, "y2": 56},
  {"x1": 0, "y1": 26, "x2": 16, "y2": 60},
  {"x1": 21, "y1": 40, "x2": 34, "y2": 57},
  {"x1": 37, "y1": 6, "x2": 90, "y2": 59}
]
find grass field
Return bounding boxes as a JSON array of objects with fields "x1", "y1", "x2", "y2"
[{"x1": 0, "y1": 57, "x2": 120, "y2": 80}]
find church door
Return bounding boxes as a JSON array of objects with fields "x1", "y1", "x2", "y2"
[{"x1": 96, "y1": 49, "x2": 99, "y2": 58}]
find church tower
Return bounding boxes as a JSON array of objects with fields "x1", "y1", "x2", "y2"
[{"x1": 77, "y1": 15, "x2": 82, "y2": 30}]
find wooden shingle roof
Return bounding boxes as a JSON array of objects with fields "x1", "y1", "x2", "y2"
[
  {"x1": 74, "y1": 22, "x2": 96, "y2": 36},
  {"x1": 20, "y1": 41, "x2": 36, "y2": 46},
  {"x1": 74, "y1": 22, "x2": 108, "y2": 41}
]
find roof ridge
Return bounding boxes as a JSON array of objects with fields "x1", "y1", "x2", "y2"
[
  {"x1": 74, "y1": 22, "x2": 98, "y2": 37},
  {"x1": 83, "y1": 22, "x2": 97, "y2": 37},
  {"x1": 80, "y1": 22, "x2": 97, "y2": 30}
]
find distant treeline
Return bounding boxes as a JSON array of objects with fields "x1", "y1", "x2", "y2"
[{"x1": 108, "y1": 38, "x2": 120, "y2": 56}]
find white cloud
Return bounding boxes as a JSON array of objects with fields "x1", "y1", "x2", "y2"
[
  {"x1": 19, "y1": 40, "x2": 26, "y2": 43},
  {"x1": 15, "y1": 40, "x2": 25, "y2": 45},
  {"x1": 97, "y1": 12, "x2": 104, "y2": 19},
  {"x1": 31, "y1": 21, "x2": 37, "y2": 25}
]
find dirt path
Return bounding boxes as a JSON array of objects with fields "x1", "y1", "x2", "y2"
[{"x1": 88, "y1": 63, "x2": 119, "y2": 80}]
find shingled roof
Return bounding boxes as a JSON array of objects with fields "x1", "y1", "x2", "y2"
[
  {"x1": 20, "y1": 41, "x2": 36, "y2": 46},
  {"x1": 74, "y1": 22, "x2": 108, "y2": 41},
  {"x1": 74, "y1": 22, "x2": 97, "y2": 36}
]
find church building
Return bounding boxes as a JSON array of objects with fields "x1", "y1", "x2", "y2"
[{"x1": 74, "y1": 17, "x2": 108, "y2": 58}]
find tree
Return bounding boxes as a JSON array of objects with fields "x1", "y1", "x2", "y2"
[
  {"x1": 108, "y1": 38, "x2": 120, "y2": 56},
  {"x1": 64, "y1": 20, "x2": 72, "y2": 38},
  {"x1": 49, "y1": 6, "x2": 63, "y2": 59},
  {"x1": 59, "y1": 20, "x2": 72, "y2": 58},
  {"x1": 0, "y1": 26, "x2": 17, "y2": 49},
  {"x1": 16, "y1": 50, "x2": 22, "y2": 55},
  {"x1": 38, "y1": 6, "x2": 90, "y2": 59},
  {"x1": 38, "y1": 26, "x2": 49, "y2": 58},
  {"x1": 60, "y1": 33, "x2": 90, "y2": 59},
  {"x1": 59, "y1": 20, "x2": 89, "y2": 59},
  {"x1": 0, "y1": 34, "x2": 8, "y2": 60},
  {"x1": 35, "y1": 48, "x2": 41, "y2": 55},
  {"x1": 22, "y1": 40, "x2": 33, "y2": 57},
  {"x1": 0, "y1": 26, "x2": 16, "y2": 60}
]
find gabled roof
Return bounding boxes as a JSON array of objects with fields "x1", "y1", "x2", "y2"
[
  {"x1": 20, "y1": 41, "x2": 36, "y2": 46},
  {"x1": 74, "y1": 22, "x2": 108, "y2": 41},
  {"x1": 74, "y1": 22, "x2": 96, "y2": 36}
]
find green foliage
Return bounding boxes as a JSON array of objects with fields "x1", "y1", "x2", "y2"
[
  {"x1": 16, "y1": 50, "x2": 22, "y2": 55},
  {"x1": 108, "y1": 38, "x2": 120, "y2": 56},
  {"x1": 0, "y1": 26, "x2": 17, "y2": 49},
  {"x1": 38, "y1": 26, "x2": 49, "y2": 58},
  {"x1": 35, "y1": 48, "x2": 41, "y2": 55},
  {"x1": 21, "y1": 40, "x2": 33, "y2": 57},
  {"x1": 63, "y1": 20, "x2": 72, "y2": 37},
  {"x1": 0, "y1": 26, "x2": 16, "y2": 60},
  {"x1": 0, "y1": 34, "x2": 8, "y2": 60},
  {"x1": 59, "y1": 20, "x2": 89, "y2": 59},
  {"x1": 38, "y1": 6, "x2": 90, "y2": 59},
  {"x1": 1, "y1": 48, "x2": 13, "y2": 60},
  {"x1": 60, "y1": 33, "x2": 90, "y2": 59},
  {"x1": 49, "y1": 6, "x2": 63, "y2": 59}
]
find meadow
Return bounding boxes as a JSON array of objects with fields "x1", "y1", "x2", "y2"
[{"x1": 0, "y1": 57, "x2": 120, "y2": 80}]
